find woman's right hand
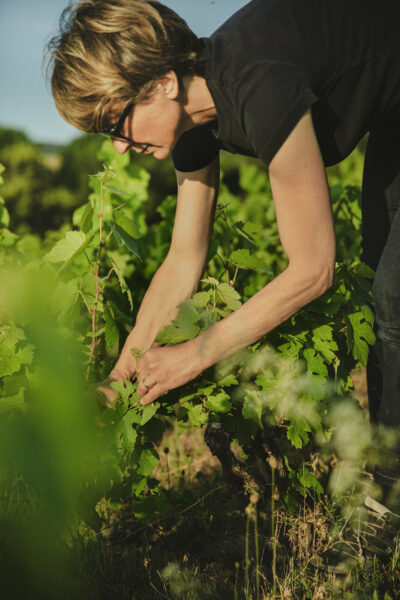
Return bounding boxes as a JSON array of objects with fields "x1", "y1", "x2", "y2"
[
  {"x1": 96, "y1": 341, "x2": 160, "y2": 406},
  {"x1": 96, "y1": 365, "x2": 135, "y2": 407}
]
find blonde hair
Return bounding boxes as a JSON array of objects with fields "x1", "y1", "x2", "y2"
[{"x1": 46, "y1": 0, "x2": 203, "y2": 133}]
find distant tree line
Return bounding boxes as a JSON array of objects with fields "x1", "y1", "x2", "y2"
[{"x1": 0, "y1": 127, "x2": 177, "y2": 236}]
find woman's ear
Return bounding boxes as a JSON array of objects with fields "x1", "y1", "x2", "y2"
[{"x1": 158, "y1": 70, "x2": 180, "y2": 100}]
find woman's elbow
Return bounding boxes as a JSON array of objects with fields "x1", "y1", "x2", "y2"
[
  {"x1": 311, "y1": 263, "x2": 335, "y2": 298},
  {"x1": 289, "y1": 261, "x2": 334, "y2": 300}
]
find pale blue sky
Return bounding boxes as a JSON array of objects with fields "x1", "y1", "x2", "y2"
[{"x1": 0, "y1": 0, "x2": 248, "y2": 145}]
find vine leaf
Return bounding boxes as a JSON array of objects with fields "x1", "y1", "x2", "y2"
[
  {"x1": 156, "y1": 300, "x2": 202, "y2": 344},
  {"x1": 109, "y1": 255, "x2": 133, "y2": 311},
  {"x1": 186, "y1": 402, "x2": 208, "y2": 426},
  {"x1": 191, "y1": 291, "x2": 211, "y2": 307},
  {"x1": 119, "y1": 412, "x2": 139, "y2": 452},
  {"x1": 297, "y1": 467, "x2": 323, "y2": 495},
  {"x1": 346, "y1": 310, "x2": 375, "y2": 365},
  {"x1": 312, "y1": 325, "x2": 338, "y2": 363},
  {"x1": 287, "y1": 418, "x2": 311, "y2": 449},
  {"x1": 230, "y1": 248, "x2": 271, "y2": 273},
  {"x1": 137, "y1": 448, "x2": 159, "y2": 477},
  {"x1": 46, "y1": 230, "x2": 94, "y2": 273},
  {"x1": 205, "y1": 392, "x2": 232, "y2": 413},
  {"x1": 0, "y1": 345, "x2": 21, "y2": 377},
  {"x1": 217, "y1": 283, "x2": 241, "y2": 310},
  {"x1": 303, "y1": 348, "x2": 328, "y2": 378},
  {"x1": 104, "y1": 304, "x2": 119, "y2": 350},
  {"x1": 140, "y1": 402, "x2": 159, "y2": 425},
  {"x1": 242, "y1": 390, "x2": 263, "y2": 427},
  {"x1": 107, "y1": 220, "x2": 142, "y2": 259}
]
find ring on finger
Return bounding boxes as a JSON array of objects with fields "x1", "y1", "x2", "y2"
[{"x1": 142, "y1": 377, "x2": 153, "y2": 390}]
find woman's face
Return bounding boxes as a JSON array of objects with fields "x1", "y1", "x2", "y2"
[{"x1": 111, "y1": 72, "x2": 185, "y2": 160}]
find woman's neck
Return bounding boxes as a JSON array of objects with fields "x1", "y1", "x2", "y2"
[{"x1": 181, "y1": 74, "x2": 217, "y2": 128}]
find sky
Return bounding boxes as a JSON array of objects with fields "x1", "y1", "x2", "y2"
[{"x1": 0, "y1": 0, "x2": 248, "y2": 145}]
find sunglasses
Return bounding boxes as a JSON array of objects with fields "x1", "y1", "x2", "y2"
[{"x1": 99, "y1": 102, "x2": 134, "y2": 142}]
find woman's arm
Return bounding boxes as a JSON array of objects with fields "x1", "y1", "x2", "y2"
[
  {"x1": 193, "y1": 109, "x2": 336, "y2": 367},
  {"x1": 98, "y1": 156, "x2": 219, "y2": 400},
  {"x1": 126, "y1": 155, "x2": 220, "y2": 354},
  {"x1": 136, "y1": 110, "x2": 336, "y2": 403}
]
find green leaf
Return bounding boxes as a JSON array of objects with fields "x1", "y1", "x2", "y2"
[
  {"x1": 109, "y1": 255, "x2": 133, "y2": 311},
  {"x1": 0, "y1": 229, "x2": 18, "y2": 247},
  {"x1": 131, "y1": 475, "x2": 148, "y2": 497},
  {"x1": 217, "y1": 283, "x2": 241, "y2": 310},
  {"x1": 104, "y1": 304, "x2": 119, "y2": 350},
  {"x1": 46, "y1": 230, "x2": 91, "y2": 266},
  {"x1": 242, "y1": 221, "x2": 263, "y2": 238},
  {"x1": 205, "y1": 392, "x2": 232, "y2": 413},
  {"x1": 0, "y1": 200, "x2": 10, "y2": 228},
  {"x1": 303, "y1": 348, "x2": 328, "y2": 378},
  {"x1": 297, "y1": 467, "x2": 323, "y2": 495},
  {"x1": 16, "y1": 344, "x2": 35, "y2": 366},
  {"x1": 287, "y1": 418, "x2": 311, "y2": 449},
  {"x1": 216, "y1": 374, "x2": 239, "y2": 387},
  {"x1": 120, "y1": 411, "x2": 138, "y2": 452},
  {"x1": 312, "y1": 324, "x2": 338, "y2": 362},
  {"x1": 107, "y1": 221, "x2": 142, "y2": 259},
  {"x1": 347, "y1": 310, "x2": 376, "y2": 365},
  {"x1": 156, "y1": 300, "x2": 202, "y2": 344},
  {"x1": 0, "y1": 324, "x2": 25, "y2": 348},
  {"x1": 113, "y1": 212, "x2": 141, "y2": 239},
  {"x1": 230, "y1": 249, "x2": 271, "y2": 273},
  {"x1": 354, "y1": 261, "x2": 375, "y2": 280},
  {"x1": 0, "y1": 345, "x2": 21, "y2": 377},
  {"x1": 360, "y1": 303, "x2": 374, "y2": 326},
  {"x1": 137, "y1": 448, "x2": 159, "y2": 476},
  {"x1": 140, "y1": 402, "x2": 158, "y2": 425},
  {"x1": 201, "y1": 276, "x2": 219, "y2": 287},
  {"x1": 232, "y1": 221, "x2": 258, "y2": 246},
  {"x1": 52, "y1": 278, "x2": 80, "y2": 315},
  {"x1": 110, "y1": 379, "x2": 136, "y2": 404},
  {"x1": 186, "y1": 402, "x2": 208, "y2": 426},
  {"x1": 73, "y1": 202, "x2": 94, "y2": 233},
  {"x1": 191, "y1": 291, "x2": 211, "y2": 308},
  {"x1": 242, "y1": 391, "x2": 263, "y2": 427}
]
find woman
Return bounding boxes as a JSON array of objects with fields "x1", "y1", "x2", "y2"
[{"x1": 48, "y1": 0, "x2": 400, "y2": 504}]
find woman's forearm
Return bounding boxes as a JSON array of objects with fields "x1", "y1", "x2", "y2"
[
  {"x1": 193, "y1": 264, "x2": 333, "y2": 370},
  {"x1": 123, "y1": 252, "x2": 205, "y2": 355}
]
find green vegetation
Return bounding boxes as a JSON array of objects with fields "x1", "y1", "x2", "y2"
[{"x1": 0, "y1": 130, "x2": 399, "y2": 599}]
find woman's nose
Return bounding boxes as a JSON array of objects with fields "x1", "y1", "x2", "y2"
[{"x1": 112, "y1": 139, "x2": 131, "y2": 154}]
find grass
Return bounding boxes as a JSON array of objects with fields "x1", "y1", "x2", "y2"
[{"x1": 56, "y1": 421, "x2": 400, "y2": 599}]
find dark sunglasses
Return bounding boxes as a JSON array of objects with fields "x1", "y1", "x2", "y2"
[{"x1": 99, "y1": 102, "x2": 134, "y2": 142}]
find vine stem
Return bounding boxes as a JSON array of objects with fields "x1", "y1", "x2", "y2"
[
  {"x1": 86, "y1": 178, "x2": 106, "y2": 380},
  {"x1": 271, "y1": 466, "x2": 277, "y2": 598},
  {"x1": 231, "y1": 264, "x2": 239, "y2": 287}
]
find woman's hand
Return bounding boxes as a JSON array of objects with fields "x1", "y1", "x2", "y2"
[
  {"x1": 136, "y1": 340, "x2": 204, "y2": 405},
  {"x1": 96, "y1": 361, "x2": 137, "y2": 407},
  {"x1": 96, "y1": 341, "x2": 160, "y2": 406}
]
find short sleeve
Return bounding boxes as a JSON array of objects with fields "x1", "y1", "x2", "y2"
[
  {"x1": 172, "y1": 124, "x2": 220, "y2": 172},
  {"x1": 234, "y1": 61, "x2": 319, "y2": 165}
]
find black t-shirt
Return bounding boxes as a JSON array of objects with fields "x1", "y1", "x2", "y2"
[{"x1": 172, "y1": 0, "x2": 400, "y2": 171}]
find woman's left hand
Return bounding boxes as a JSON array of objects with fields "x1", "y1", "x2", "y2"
[{"x1": 136, "y1": 340, "x2": 205, "y2": 404}]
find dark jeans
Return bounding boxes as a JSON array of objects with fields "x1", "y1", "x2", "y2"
[{"x1": 361, "y1": 126, "x2": 400, "y2": 487}]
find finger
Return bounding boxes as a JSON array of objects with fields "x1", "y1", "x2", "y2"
[
  {"x1": 96, "y1": 383, "x2": 117, "y2": 408},
  {"x1": 139, "y1": 384, "x2": 165, "y2": 405},
  {"x1": 136, "y1": 354, "x2": 148, "y2": 372},
  {"x1": 137, "y1": 377, "x2": 157, "y2": 398}
]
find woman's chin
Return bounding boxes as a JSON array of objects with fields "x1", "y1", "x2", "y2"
[{"x1": 152, "y1": 148, "x2": 170, "y2": 160}]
